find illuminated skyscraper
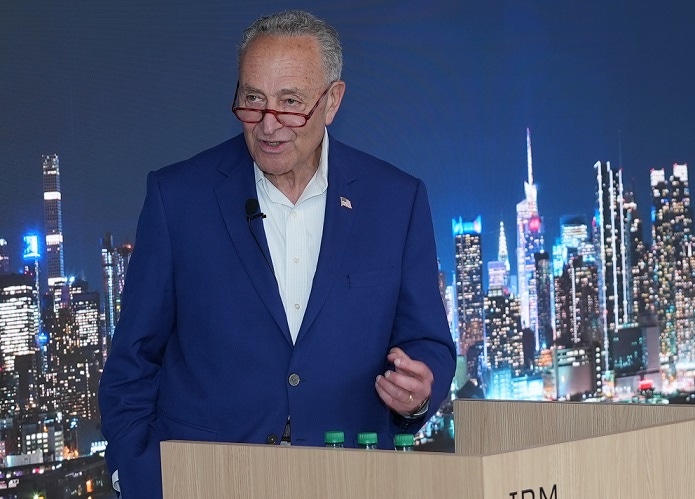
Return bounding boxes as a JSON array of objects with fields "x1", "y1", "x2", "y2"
[
  {"x1": 42, "y1": 154, "x2": 66, "y2": 288},
  {"x1": 651, "y1": 164, "x2": 695, "y2": 369},
  {"x1": 534, "y1": 251, "x2": 553, "y2": 351},
  {"x1": 101, "y1": 233, "x2": 133, "y2": 345},
  {"x1": 554, "y1": 255, "x2": 600, "y2": 347},
  {"x1": 22, "y1": 235, "x2": 45, "y2": 376},
  {"x1": 488, "y1": 222, "x2": 511, "y2": 293},
  {"x1": 560, "y1": 215, "x2": 589, "y2": 254},
  {"x1": 487, "y1": 261, "x2": 507, "y2": 293},
  {"x1": 623, "y1": 189, "x2": 651, "y2": 319},
  {"x1": 483, "y1": 288, "x2": 523, "y2": 376},
  {"x1": 70, "y1": 283, "x2": 101, "y2": 420},
  {"x1": 40, "y1": 280, "x2": 98, "y2": 419},
  {"x1": 0, "y1": 274, "x2": 40, "y2": 416},
  {"x1": 453, "y1": 216, "x2": 484, "y2": 360},
  {"x1": 71, "y1": 289, "x2": 100, "y2": 350},
  {"x1": 0, "y1": 274, "x2": 39, "y2": 373},
  {"x1": 0, "y1": 239, "x2": 9, "y2": 274},
  {"x1": 437, "y1": 261, "x2": 458, "y2": 352},
  {"x1": 516, "y1": 129, "x2": 544, "y2": 349},
  {"x1": 594, "y1": 161, "x2": 632, "y2": 370},
  {"x1": 552, "y1": 215, "x2": 591, "y2": 277}
]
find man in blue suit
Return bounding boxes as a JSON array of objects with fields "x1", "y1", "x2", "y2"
[{"x1": 99, "y1": 10, "x2": 456, "y2": 498}]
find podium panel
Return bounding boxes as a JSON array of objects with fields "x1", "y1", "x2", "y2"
[
  {"x1": 454, "y1": 398, "x2": 695, "y2": 455},
  {"x1": 480, "y1": 417, "x2": 695, "y2": 498},
  {"x1": 161, "y1": 442, "x2": 483, "y2": 498},
  {"x1": 161, "y1": 400, "x2": 695, "y2": 498}
]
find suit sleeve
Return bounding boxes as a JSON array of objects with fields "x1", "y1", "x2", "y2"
[
  {"x1": 98, "y1": 171, "x2": 176, "y2": 489},
  {"x1": 391, "y1": 179, "x2": 456, "y2": 430}
]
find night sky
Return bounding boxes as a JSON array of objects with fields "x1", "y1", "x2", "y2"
[{"x1": 2, "y1": 1, "x2": 695, "y2": 290}]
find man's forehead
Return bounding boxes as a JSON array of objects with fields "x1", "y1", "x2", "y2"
[
  {"x1": 242, "y1": 34, "x2": 320, "y2": 60},
  {"x1": 239, "y1": 37, "x2": 327, "y2": 93}
]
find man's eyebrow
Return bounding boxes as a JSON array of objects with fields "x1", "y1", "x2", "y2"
[
  {"x1": 239, "y1": 84, "x2": 264, "y2": 94},
  {"x1": 239, "y1": 85, "x2": 309, "y2": 99}
]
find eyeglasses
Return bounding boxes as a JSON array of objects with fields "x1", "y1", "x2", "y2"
[{"x1": 232, "y1": 82, "x2": 332, "y2": 128}]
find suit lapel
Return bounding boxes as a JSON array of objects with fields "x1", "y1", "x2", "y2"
[
  {"x1": 296, "y1": 147, "x2": 358, "y2": 343},
  {"x1": 213, "y1": 145, "x2": 291, "y2": 344}
]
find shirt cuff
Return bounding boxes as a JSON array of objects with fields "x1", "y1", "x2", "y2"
[{"x1": 112, "y1": 469, "x2": 120, "y2": 493}]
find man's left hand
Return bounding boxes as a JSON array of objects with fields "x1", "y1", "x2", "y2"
[{"x1": 375, "y1": 347, "x2": 433, "y2": 416}]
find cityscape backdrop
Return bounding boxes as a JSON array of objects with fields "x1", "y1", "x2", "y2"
[{"x1": 2, "y1": 1, "x2": 695, "y2": 496}]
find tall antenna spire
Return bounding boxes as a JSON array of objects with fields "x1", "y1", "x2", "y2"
[
  {"x1": 498, "y1": 221, "x2": 510, "y2": 272},
  {"x1": 523, "y1": 128, "x2": 538, "y2": 207},
  {"x1": 526, "y1": 127, "x2": 533, "y2": 186}
]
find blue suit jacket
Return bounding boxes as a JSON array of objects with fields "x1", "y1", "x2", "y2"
[{"x1": 98, "y1": 133, "x2": 456, "y2": 498}]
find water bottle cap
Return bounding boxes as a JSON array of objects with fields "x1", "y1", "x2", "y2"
[
  {"x1": 324, "y1": 431, "x2": 345, "y2": 444},
  {"x1": 357, "y1": 432, "x2": 378, "y2": 445},
  {"x1": 393, "y1": 433, "x2": 414, "y2": 447}
]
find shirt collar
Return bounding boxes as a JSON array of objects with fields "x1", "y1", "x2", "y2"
[{"x1": 254, "y1": 128, "x2": 329, "y2": 205}]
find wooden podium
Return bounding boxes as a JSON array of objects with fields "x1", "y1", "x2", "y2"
[{"x1": 161, "y1": 400, "x2": 695, "y2": 498}]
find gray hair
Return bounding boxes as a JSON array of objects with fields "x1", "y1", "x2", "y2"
[{"x1": 238, "y1": 10, "x2": 343, "y2": 84}]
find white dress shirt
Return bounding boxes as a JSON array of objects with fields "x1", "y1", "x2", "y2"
[{"x1": 254, "y1": 128, "x2": 329, "y2": 343}]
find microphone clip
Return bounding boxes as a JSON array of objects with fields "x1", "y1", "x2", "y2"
[
  {"x1": 246, "y1": 212, "x2": 267, "y2": 222},
  {"x1": 245, "y1": 198, "x2": 266, "y2": 222}
]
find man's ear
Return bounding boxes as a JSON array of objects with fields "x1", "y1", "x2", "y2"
[{"x1": 324, "y1": 81, "x2": 346, "y2": 125}]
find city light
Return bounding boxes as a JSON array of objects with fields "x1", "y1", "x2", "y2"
[{"x1": 22, "y1": 235, "x2": 39, "y2": 260}]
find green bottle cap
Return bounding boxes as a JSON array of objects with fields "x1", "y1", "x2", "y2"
[
  {"x1": 357, "y1": 432, "x2": 378, "y2": 446},
  {"x1": 394, "y1": 433, "x2": 415, "y2": 447},
  {"x1": 324, "y1": 431, "x2": 345, "y2": 444}
]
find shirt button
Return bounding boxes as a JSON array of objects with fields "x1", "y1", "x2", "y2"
[
  {"x1": 292, "y1": 212, "x2": 298, "y2": 218},
  {"x1": 288, "y1": 374, "x2": 300, "y2": 386},
  {"x1": 294, "y1": 303, "x2": 300, "y2": 310},
  {"x1": 293, "y1": 257, "x2": 300, "y2": 264}
]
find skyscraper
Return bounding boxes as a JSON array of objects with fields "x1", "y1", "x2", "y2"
[
  {"x1": 0, "y1": 239, "x2": 10, "y2": 275},
  {"x1": 101, "y1": 233, "x2": 133, "y2": 345},
  {"x1": 594, "y1": 161, "x2": 632, "y2": 370},
  {"x1": 560, "y1": 215, "x2": 590, "y2": 254},
  {"x1": 534, "y1": 251, "x2": 553, "y2": 351},
  {"x1": 623, "y1": 188, "x2": 651, "y2": 319},
  {"x1": 651, "y1": 164, "x2": 695, "y2": 369},
  {"x1": 42, "y1": 154, "x2": 66, "y2": 288},
  {"x1": 554, "y1": 255, "x2": 600, "y2": 347},
  {"x1": 453, "y1": 215, "x2": 484, "y2": 361},
  {"x1": 0, "y1": 274, "x2": 39, "y2": 373},
  {"x1": 516, "y1": 129, "x2": 544, "y2": 349},
  {"x1": 488, "y1": 222, "x2": 511, "y2": 293},
  {"x1": 483, "y1": 288, "x2": 523, "y2": 376},
  {"x1": 553, "y1": 215, "x2": 593, "y2": 277},
  {"x1": 0, "y1": 273, "x2": 40, "y2": 417}
]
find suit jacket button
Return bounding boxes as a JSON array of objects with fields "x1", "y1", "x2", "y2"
[
  {"x1": 266, "y1": 434, "x2": 278, "y2": 445},
  {"x1": 288, "y1": 373, "x2": 300, "y2": 386}
]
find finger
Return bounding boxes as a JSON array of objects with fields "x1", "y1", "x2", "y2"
[
  {"x1": 390, "y1": 354, "x2": 434, "y2": 383},
  {"x1": 376, "y1": 369, "x2": 430, "y2": 412},
  {"x1": 387, "y1": 346, "x2": 407, "y2": 360},
  {"x1": 375, "y1": 374, "x2": 416, "y2": 412},
  {"x1": 383, "y1": 369, "x2": 421, "y2": 395}
]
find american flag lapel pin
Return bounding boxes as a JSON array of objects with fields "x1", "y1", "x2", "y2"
[{"x1": 340, "y1": 196, "x2": 352, "y2": 209}]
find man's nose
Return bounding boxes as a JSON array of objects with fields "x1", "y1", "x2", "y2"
[{"x1": 260, "y1": 110, "x2": 284, "y2": 133}]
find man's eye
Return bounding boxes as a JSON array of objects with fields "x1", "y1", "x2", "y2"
[{"x1": 284, "y1": 98, "x2": 300, "y2": 106}]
